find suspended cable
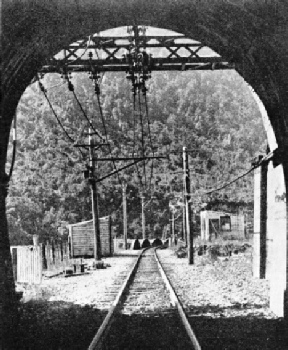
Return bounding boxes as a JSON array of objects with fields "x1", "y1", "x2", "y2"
[
  {"x1": 37, "y1": 77, "x2": 85, "y2": 158},
  {"x1": 193, "y1": 165, "x2": 257, "y2": 196},
  {"x1": 143, "y1": 92, "x2": 155, "y2": 192},
  {"x1": 88, "y1": 56, "x2": 128, "y2": 185},
  {"x1": 132, "y1": 93, "x2": 137, "y2": 157},
  {"x1": 131, "y1": 93, "x2": 143, "y2": 189},
  {"x1": 95, "y1": 92, "x2": 122, "y2": 185},
  {"x1": 137, "y1": 89, "x2": 147, "y2": 187},
  {"x1": 71, "y1": 89, "x2": 104, "y2": 142}
]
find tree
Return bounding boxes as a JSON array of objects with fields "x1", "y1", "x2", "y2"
[{"x1": 7, "y1": 69, "x2": 266, "y2": 244}]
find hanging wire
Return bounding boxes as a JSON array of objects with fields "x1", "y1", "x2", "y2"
[
  {"x1": 95, "y1": 92, "x2": 122, "y2": 185},
  {"x1": 137, "y1": 89, "x2": 147, "y2": 187},
  {"x1": 132, "y1": 93, "x2": 144, "y2": 190},
  {"x1": 70, "y1": 88, "x2": 105, "y2": 142},
  {"x1": 200, "y1": 165, "x2": 257, "y2": 196},
  {"x1": 37, "y1": 76, "x2": 85, "y2": 158},
  {"x1": 88, "y1": 54, "x2": 122, "y2": 185},
  {"x1": 143, "y1": 92, "x2": 155, "y2": 192}
]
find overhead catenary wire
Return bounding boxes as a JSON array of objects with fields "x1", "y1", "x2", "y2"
[
  {"x1": 37, "y1": 77, "x2": 86, "y2": 158},
  {"x1": 70, "y1": 87, "x2": 104, "y2": 142},
  {"x1": 187, "y1": 164, "x2": 259, "y2": 197},
  {"x1": 132, "y1": 92, "x2": 144, "y2": 190},
  {"x1": 155, "y1": 151, "x2": 275, "y2": 203},
  {"x1": 88, "y1": 58, "x2": 123, "y2": 185},
  {"x1": 201, "y1": 151, "x2": 275, "y2": 196},
  {"x1": 143, "y1": 92, "x2": 155, "y2": 191},
  {"x1": 95, "y1": 91, "x2": 122, "y2": 185},
  {"x1": 137, "y1": 89, "x2": 147, "y2": 187}
]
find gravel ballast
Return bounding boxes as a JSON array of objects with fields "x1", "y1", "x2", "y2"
[
  {"x1": 156, "y1": 247, "x2": 287, "y2": 349},
  {"x1": 15, "y1": 248, "x2": 287, "y2": 349},
  {"x1": 16, "y1": 255, "x2": 138, "y2": 349}
]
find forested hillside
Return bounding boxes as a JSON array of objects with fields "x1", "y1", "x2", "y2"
[{"x1": 6, "y1": 70, "x2": 267, "y2": 244}]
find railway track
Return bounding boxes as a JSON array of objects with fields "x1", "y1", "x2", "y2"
[{"x1": 88, "y1": 248, "x2": 201, "y2": 350}]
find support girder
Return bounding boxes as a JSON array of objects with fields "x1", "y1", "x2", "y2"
[{"x1": 40, "y1": 34, "x2": 233, "y2": 73}]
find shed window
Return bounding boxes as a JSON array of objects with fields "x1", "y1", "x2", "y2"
[{"x1": 220, "y1": 216, "x2": 231, "y2": 231}]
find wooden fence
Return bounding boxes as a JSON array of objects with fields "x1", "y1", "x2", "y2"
[
  {"x1": 10, "y1": 246, "x2": 42, "y2": 284},
  {"x1": 42, "y1": 241, "x2": 70, "y2": 271},
  {"x1": 10, "y1": 241, "x2": 70, "y2": 284}
]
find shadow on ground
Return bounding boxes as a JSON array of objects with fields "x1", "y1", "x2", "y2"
[
  {"x1": 186, "y1": 304, "x2": 287, "y2": 350},
  {"x1": 11, "y1": 300, "x2": 288, "y2": 350},
  {"x1": 15, "y1": 300, "x2": 107, "y2": 350}
]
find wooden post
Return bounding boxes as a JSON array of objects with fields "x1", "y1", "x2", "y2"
[
  {"x1": 183, "y1": 147, "x2": 193, "y2": 264},
  {"x1": 89, "y1": 128, "x2": 101, "y2": 261},
  {"x1": 42, "y1": 243, "x2": 47, "y2": 270},
  {"x1": 122, "y1": 183, "x2": 128, "y2": 249},
  {"x1": 182, "y1": 206, "x2": 186, "y2": 243},
  {"x1": 172, "y1": 210, "x2": 175, "y2": 245},
  {"x1": 11, "y1": 247, "x2": 17, "y2": 282},
  {"x1": 141, "y1": 192, "x2": 146, "y2": 239}
]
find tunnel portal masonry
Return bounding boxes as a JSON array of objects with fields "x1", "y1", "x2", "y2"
[{"x1": 1, "y1": 2, "x2": 288, "y2": 344}]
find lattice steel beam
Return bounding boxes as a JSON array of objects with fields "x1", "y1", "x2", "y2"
[{"x1": 41, "y1": 30, "x2": 234, "y2": 73}]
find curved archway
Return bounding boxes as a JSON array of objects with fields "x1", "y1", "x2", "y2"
[
  {"x1": 3, "y1": 1, "x2": 288, "y2": 142},
  {"x1": 2, "y1": 0, "x2": 288, "y2": 343}
]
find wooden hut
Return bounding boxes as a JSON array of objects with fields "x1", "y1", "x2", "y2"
[
  {"x1": 200, "y1": 210, "x2": 245, "y2": 241},
  {"x1": 68, "y1": 216, "x2": 113, "y2": 258}
]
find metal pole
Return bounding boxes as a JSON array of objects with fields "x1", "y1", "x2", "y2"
[
  {"x1": 122, "y1": 183, "x2": 128, "y2": 250},
  {"x1": 89, "y1": 128, "x2": 101, "y2": 261},
  {"x1": 183, "y1": 146, "x2": 193, "y2": 264}
]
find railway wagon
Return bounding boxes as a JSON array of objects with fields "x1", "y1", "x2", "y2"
[{"x1": 68, "y1": 216, "x2": 113, "y2": 258}]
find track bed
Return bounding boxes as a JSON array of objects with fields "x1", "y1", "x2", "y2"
[{"x1": 90, "y1": 249, "x2": 196, "y2": 349}]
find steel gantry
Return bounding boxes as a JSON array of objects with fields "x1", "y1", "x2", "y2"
[{"x1": 40, "y1": 25, "x2": 233, "y2": 75}]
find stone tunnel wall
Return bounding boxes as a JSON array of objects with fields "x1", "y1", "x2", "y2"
[{"x1": 1, "y1": 2, "x2": 288, "y2": 342}]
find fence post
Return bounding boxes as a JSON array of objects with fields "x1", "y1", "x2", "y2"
[{"x1": 42, "y1": 243, "x2": 47, "y2": 270}]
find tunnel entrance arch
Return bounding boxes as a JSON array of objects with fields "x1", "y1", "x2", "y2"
[{"x1": 2, "y1": 1, "x2": 288, "y2": 344}]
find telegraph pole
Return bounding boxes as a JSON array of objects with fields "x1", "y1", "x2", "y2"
[
  {"x1": 183, "y1": 146, "x2": 193, "y2": 264},
  {"x1": 182, "y1": 204, "x2": 186, "y2": 244},
  {"x1": 122, "y1": 182, "x2": 128, "y2": 250},
  {"x1": 89, "y1": 129, "x2": 101, "y2": 261},
  {"x1": 140, "y1": 192, "x2": 146, "y2": 239},
  {"x1": 172, "y1": 210, "x2": 175, "y2": 244}
]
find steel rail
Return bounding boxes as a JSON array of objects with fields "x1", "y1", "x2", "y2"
[
  {"x1": 154, "y1": 248, "x2": 201, "y2": 350},
  {"x1": 88, "y1": 249, "x2": 147, "y2": 350},
  {"x1": 88, "y1": 247, "x2": 201, "y2": 350}
]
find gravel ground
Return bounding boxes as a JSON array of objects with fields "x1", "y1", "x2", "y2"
[
  {"x1": 18, "y1": 255, "x2": 138, "y2": 309},
  {"x1": 157, "y1": 247, "x2": 273, "y2": 318},
  {"x1": 14, "y1": 248, "x2": 288, "y2": 350},
  {"x1": 15, "y1": 254, "x2": 138, "y2": 350},
  {"x1": 157, "y1": 247, "x2": 288, "y2": 349}
]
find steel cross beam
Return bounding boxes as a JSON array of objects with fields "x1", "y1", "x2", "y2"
[{"x1": 40, "y1": 32, "x2": 234, "y2": 74}]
